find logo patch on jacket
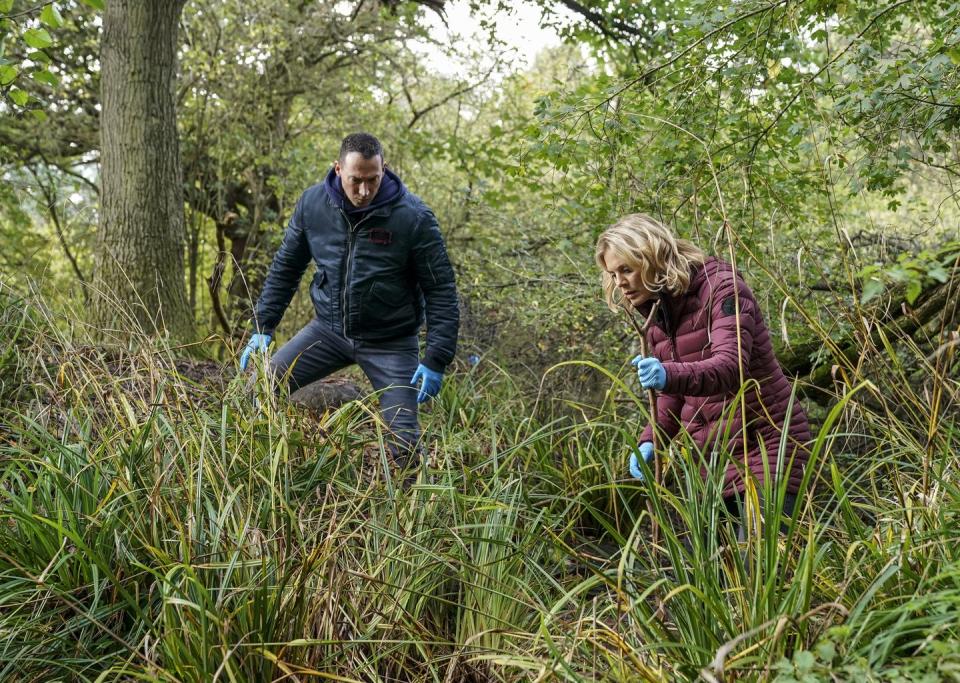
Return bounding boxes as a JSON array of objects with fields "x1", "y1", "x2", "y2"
[
  {"x1": 369, "y1": 228, "x2": 392, "y2": 245},
  {"x1": 721, "y1": 296, "x2": 737, "y2": 315}
]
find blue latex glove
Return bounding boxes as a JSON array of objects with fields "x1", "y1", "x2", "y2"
[
  {"x1": 239, "y1": 333, "x2": 272, "y2": 371},
  {"x1": 410, "y1": 363, "x2": 443, "y2": 403},
  {"x1": 631, "y1": 354, "x2": 667, "y2": 390},
  {"x1": 629, "y1": 441, "x2": 655, "y2": 480}
]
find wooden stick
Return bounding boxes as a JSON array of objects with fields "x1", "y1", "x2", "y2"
[{"x1": 622, "y1": 299, "x2": 662, "y2": 549}]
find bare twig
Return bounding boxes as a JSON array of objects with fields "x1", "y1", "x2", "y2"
[{"x1": 621, "y1": 298, "x2": 662, "y2": 547}]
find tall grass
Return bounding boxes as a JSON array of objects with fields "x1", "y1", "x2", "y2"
[{"x1": 1, "y1": 283, "x2": 958, "y2": 681}]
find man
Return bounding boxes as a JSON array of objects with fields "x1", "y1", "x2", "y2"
[{"x1": 240, "y1": 132, "x2": 459, "y2": 468}]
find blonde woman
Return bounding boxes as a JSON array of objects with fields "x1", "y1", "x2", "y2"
[{"x1": 596, "y1": 214, "x2": 810, "y2": 533}]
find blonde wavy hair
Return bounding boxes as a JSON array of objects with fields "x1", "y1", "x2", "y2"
[{"x1": 595, "y1": 213, "x2": 706, "y2": 312}]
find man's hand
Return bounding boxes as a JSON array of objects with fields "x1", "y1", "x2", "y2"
[
  {"x1": 629, "y1": 441, "x2": 655, "y2": 480},
  {"x1": 631, "y1": 354, "x2": 667, "y2": 390},
  {"x1": 239, "y1": 333, "x2": 272, "y2": 371},
  {"x1": 410, "y1": 363, "x2": 443, "y2": 403}
]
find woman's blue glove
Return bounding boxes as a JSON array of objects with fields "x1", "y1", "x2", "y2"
[
  {"x1": 631, "y1": 354, "x2": 667, "y2": 390},
  {"x1": 410, "y1": 363, "x2": 443, "y2": 403},
  {"x1": 629, "y1": 441, "x2": 655, "y2": 480},
  {"x1": 239, "y1": 333, "x2": 272, "y2": 370}
]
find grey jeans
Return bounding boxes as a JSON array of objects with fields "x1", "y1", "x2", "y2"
[{"x1": 270, "y1": 318, "x2": 421, "y2": 461}]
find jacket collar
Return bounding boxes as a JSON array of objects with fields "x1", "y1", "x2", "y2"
[
  {"x1": 634, "y1": 258, "x2": 712, "y2": 331},
  {"x1": 322, "y1": 166, "x2": 406, "y2": 217}
]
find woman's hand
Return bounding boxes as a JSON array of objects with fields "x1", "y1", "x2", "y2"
[
  {"x1": 631, "y1": 355, "x2": 667, "y2": 390},
  {"x1": 629, "y1": 442, "x2": 655, "y2": 480}
]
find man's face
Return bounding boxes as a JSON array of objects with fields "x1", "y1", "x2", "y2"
[
  {"x1": 602, "y1": 250, "x2": 654, "y2": 307},
  {"x1": 335, "y1": 152, "x2": 384, "y2": 208}
]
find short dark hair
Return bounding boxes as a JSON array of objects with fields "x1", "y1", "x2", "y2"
[{"x1": 339, "y1": 132, "x2": 383, "y2": 161}]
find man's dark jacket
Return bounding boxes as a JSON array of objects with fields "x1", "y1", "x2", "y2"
[{"x1": 252, "y1": 168, "x2": 459, "y2": 371}]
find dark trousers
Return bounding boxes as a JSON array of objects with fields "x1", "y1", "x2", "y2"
[
  {"x1": 269, "y1": 318, "x2": 421, "y2": 462},
  {"x1": 722, "y1": 490, "x2": 798, "y2": 543}
]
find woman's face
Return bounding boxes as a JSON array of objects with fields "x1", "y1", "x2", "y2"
[{"x1": 603, "y1": 250, "x2": 654, "y2": 307}]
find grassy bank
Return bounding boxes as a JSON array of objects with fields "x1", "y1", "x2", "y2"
[{"x1": 1, "y1": 287, "x2": 958, "y2": 682}]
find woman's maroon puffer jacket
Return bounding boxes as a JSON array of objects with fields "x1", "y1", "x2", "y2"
[{"x1": 638, "y1": 257, "x2": 811, "y2": 495}]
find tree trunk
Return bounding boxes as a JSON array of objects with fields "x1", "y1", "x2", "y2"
[{"x1": 92, "y1": 0, "x2": 193, "y2": 339}]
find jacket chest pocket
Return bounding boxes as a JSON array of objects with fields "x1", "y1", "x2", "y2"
[{"x1": 357, "y1": 226, "x2": 405, "y2": 262}]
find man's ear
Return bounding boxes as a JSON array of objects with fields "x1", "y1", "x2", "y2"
[{"x1": 334, "y1": 160, "x2": 342, "y2": 176}]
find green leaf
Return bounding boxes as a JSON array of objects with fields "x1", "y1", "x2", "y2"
[
  {"x1": 0, "y1": 63, "x2": 15, "y2": 85},
  {"x1": 0, "y1": 0, "x2": 13, "y2": 13},
  {"x1": 927, "y1": 265, "x2": 949, "y2": 283},
  {"x1": 887, "y1": 265, "x2": 910, "y2": 283},
  {"x1": 793, "y1": 650, "x2": 816, "y2": 673},
  {"x1": 29, "y1": 109, "x2": 47, "y2": 122},
  {"x1": 8, "y1": 87, "x2": 28, "y2": 106},
  {"x1": 905, "y1": 279, "x2": 922, "y2": 304},
  {"x1": 861, "y1": 279, "x2": 885, "y2": 303},
  {"x1": 79, "y1": 0, "x2": 105, "y2": 9},
  {"x1": 32, "y1": 68, "x2": 58, "y2": 87},
  {"x1": 22, "y1": 28, "x2": 53, "y2": 49},
  {"x1": 40, "y1": 4, "x2": 63, "y2": 29},
  {"x1": 814, "y1": 640, "x2": 836, "y2": 663}
]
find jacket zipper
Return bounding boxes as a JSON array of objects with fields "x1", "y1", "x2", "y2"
[
  {"x1": 339, "y1": 209, "x2": 375, "y2": 336},
  {"x1": 657, "y1": 296, "x2": 680, "y2": 361}
]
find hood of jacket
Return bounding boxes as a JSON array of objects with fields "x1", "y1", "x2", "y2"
[{"x1": 323, "y1": 166, "x2": 405, "y2": 216}]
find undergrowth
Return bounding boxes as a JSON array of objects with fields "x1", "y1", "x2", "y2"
[{"x1": 0, "y1": 285, "x2": 958, "y2": 682}]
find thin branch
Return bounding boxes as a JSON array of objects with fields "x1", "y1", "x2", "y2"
[
  {"x1": 406, "y1": 65, "x2": 498, "y2": 129},
  {"x1": 601, "y1": 0, "x2": 790, "y2": 109},
  {"x1": 621, "y1": 299, "x2": 662, "y2": 548},
  {"x1": 749, "y1": 0, "x2": 915, "y2": 158},
  {"x1": 555, "y1": 0, "x2": 649, "y2": 41},
  {"x1": 207, "y1": 219, "x2": 234, "y2": 337},
  {"x1": 890, "y1": 90, "x2": 960, "y2": 109},
  {"x1": 3, "y1": 1, "x2": 53, "y2": 21},
  {"x1": 26, "y1": 165, "x2": 89, "y2": 297}
]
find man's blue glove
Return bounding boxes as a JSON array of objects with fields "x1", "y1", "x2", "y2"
[
  {"x1": 629, "y1": 441, "x2": 655, "y2": 480},
  {"x1": 239, "y1": 333, "x2": 272, "y2": 371},
  {"x1": 410, "y1": 363, "x2": 443, "y2": 403},
  {"x1": 631, "y1": 354, "x2": 667, "y2": 390}
]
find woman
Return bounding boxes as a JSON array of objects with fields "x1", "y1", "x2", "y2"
[{"x1": 595, "y1": 213, "x2": 811, "y2": 531}]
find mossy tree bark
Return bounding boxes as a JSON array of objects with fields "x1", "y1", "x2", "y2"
[{"x1": 92, "y1": 0, "x2": 194, "y2": 339}]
